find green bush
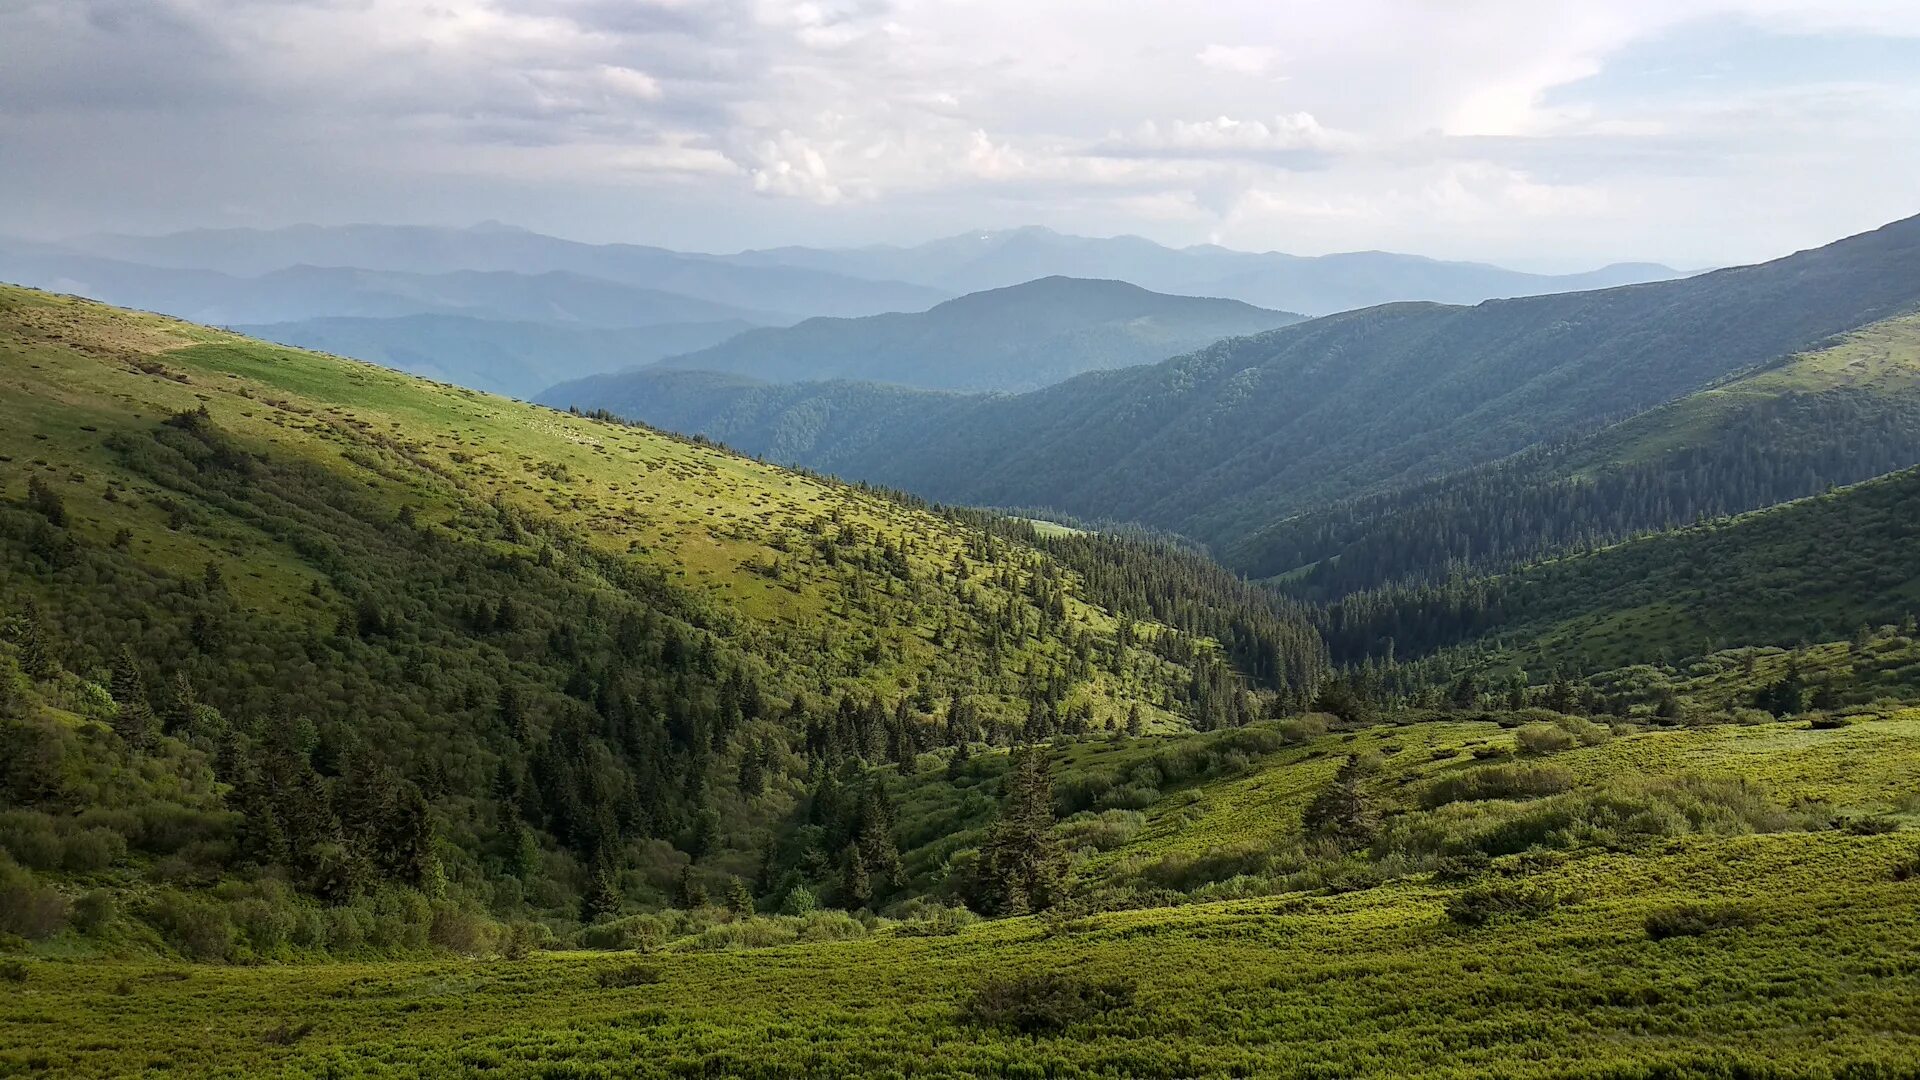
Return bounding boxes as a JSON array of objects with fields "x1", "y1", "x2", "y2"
[
  {"x1": 1421, "y1": 764, "x2": 1573, "y2": 808},
  {"x1": 143, "y1": 891, "x2": 234, "y2": 961},
  {"x1": 1516, "y1": 724, "x2": 1578, "y2": 756},
  {"x1": 1645, "y1": 903, "x2": 1758, "y2": 940},
  {"x1": 595, "y1": 962, "x2": 662, "y2": 988},
  {"x1": 1445, "y1": 882, "x2": 1561, "y2": 926},
  {"x1": 961, "y1": 972, "x2": 1136, "y2": 1035}
]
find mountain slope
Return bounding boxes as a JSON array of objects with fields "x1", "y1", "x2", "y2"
[
  {"x1": 63, "y1": 222, "x2": 952, "y2": 319},
  {"x1": 1242, "y1": 309, "x2": 1920, "y2": 592},
  {"x1": 235, "y1": 314, "x2": 754, "y2": 401},
  {"x1": 1318, "y1": 463, "x2": 1920, "y2": 672},
  {"x1": 562, "y1": 276, "x2": 1300, "y2": 394},
  {"x1": 721, "y1": 226, "x2": 1684, "y2": 314},
  {"x1": 0, "y1": 284, "x2": 1316, "y2": 923},
  {"x1": 562, "y1": 214, "x2": 1920, "y2": 561}
]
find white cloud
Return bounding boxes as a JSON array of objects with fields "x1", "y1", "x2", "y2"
[{"x1": 2, "y1": 0, "x2": 1918, "y2": 264}]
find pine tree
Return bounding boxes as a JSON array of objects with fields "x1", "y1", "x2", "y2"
[
  {"x1": 584, "y1": 861, "x2": 623, "y2": 922},
  {"x1": 970, "y1": 747, "x2": 1066, "y2": 915},
  {"x1": 1303, "y1": 752, "x2": 1381, "y2": 852},
  {"x1": 1126, "y1": 703, "x2": 1144, "y2": 737},
  {"x1": 675, "y1": 865, "x2": 709, "y2": 909},
  {"x1": 726, "y1": 877, "x2": 755, "y2": 917},
  {"x1": 15, "y1": 610, "x2": 52, "y2": 681},
  {"x1": 109, "y1": 646, "x2": 157, "y2": 750}
]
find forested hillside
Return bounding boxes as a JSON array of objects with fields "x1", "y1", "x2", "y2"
[
  {"x1": 552, "y1": 276, "x2": 1299, "y2": 394},
  {"x1": 0, "y1": 285, "x2": 1323, "y2": 945},
  {"x1": 556, "y1": 214, "x2": 1920, "y2": 563},
  {"x1": 1242, "y1": 309, "x2": 1920, "y2": 591},
  {"x1": 1317, "y1": 464, "x2": 1920, "y2": 672}
]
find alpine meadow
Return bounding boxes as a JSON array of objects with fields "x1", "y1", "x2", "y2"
[{"x1": 6, "y1": 5, "x2": 1920, "y2": 1078}]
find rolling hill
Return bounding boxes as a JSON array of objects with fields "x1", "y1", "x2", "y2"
[
  {"x1": 0, "y1": 284, "x2": 1322, "y2": 930},
  {"x1": 1319, "y1": 462, "x2": 1920, "y2": 673},
  {"x1": 1241, "y1": 308, "x2": 1920, "y2": 592},
  {"x1": 234, "y1": 314, "x2": 754, "y2": 401},
  {"x1": 553, "y1": 276, "x2": 1299, "y2": 394},
  {"x1": 556, "y1": 213, "x2": 1920, "y2": 564}
]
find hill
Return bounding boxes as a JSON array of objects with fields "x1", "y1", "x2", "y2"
[
  {"x1": 720, "y1": 225, "x2": 1686, "y2": 315},
  {"x1": 1318, "y1": 463, "x2": 1920, "y2": 674},
  {"x1": 0, "y1": 285, "x2": 1323, "y2": 937},
  {"x1": 557, "y1": 214, "x2": 1920, "y2": 563},
  {"x1": 1241, "y1": 308, "x2": 1920, "y2": 592},
  {"x1": 609, "y1": 276, "x2": 1300, "y2": 393},
  {"x1": 235, "y1": 314, "x2": 754, "y2": 401}
]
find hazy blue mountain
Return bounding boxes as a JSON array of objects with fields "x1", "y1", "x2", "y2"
[
  {"x1": 0, "y1": 247, "x2": 778, "y2": 327},
  {"x1": 63, "y1": 222, "x2": 951, "y2": 319},
  {"x1": 550, "y1": 213, "x2": 1920, "y2": 566},
  {"x1": 641, "y1": 276, "x2": 1302, "y2": 392},
  {"x1": 236, "y1": 314, "x2": 754, "y2": 400},
  {"x1": 720, "y1": 225, "x2": 1684, "y2": 315}
]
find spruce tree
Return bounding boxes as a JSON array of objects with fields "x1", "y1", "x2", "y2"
[
  {"x1": 109, "y1": 646, "x2": 157, "y2": 750},
  {"x1": 971, "y1": 747, "x2": 1066, "y2": 915}
]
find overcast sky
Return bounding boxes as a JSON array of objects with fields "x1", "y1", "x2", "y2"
[{"x1": 3, "y1": 0, "x2": 1918, "y2": 269}]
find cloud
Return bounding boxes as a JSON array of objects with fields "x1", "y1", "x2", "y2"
[
  {"x1": 1, "y1": 0, "x2": 1918, "y2": 266},
  {"x1": 1195, "y1": 44, "x2": 1281, "y2": 77}
]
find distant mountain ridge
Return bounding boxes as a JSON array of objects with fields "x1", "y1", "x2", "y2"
[
  {"x1": 548, "y1": 213, "x2": 1920, "y2": 569},
  {"x1": 59, "y1": 222, "x2": 950, "y2": 319},
  {"x1": 636, "y1": 276, "x2": 1302, "y2": 392},
  {"x1": 717, "y1": 225, "x2": 1687, "y2": 315},
  {"x1": 0, "y1": 248, "x2": 780, "y2": 328},
  {"x1": 236, "y1": 314, "x2": 755, "y2": 401}
]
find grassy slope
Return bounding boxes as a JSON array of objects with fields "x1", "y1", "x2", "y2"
[
  {"x1": 10, "y1": 713, "x2": 1920, "y2": 1077},
  {"x1": 1500, "y1": 467, "x2": 1920, "y2": 671},
  {"x1": 0, "y1": 284, "x2": 1193, "y2": 727},
  {"x1": 1574, "y1": 308, "x2": 1920, "y2": 471}
]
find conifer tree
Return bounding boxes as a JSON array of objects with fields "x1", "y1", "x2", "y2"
[
  {"x1": 971, "y1": 747, "x2": 1066, "y2": 915},
  {"x1": 109, "y1": 646, "x2": 157, "y2": 750}
]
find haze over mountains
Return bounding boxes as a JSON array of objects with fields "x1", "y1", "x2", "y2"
[
  {"x1": 723, "y1": 226, "x2": 1685, "y2": 316},
  {"x1": 547, "y1": 214, "x2": 1920, "y2": 574},
  {"x1": 0, "y1": 222, "x2": 1689, "y2": 404},
  {"x1": 636, "y1": 277, "x2": 1301, "y2": 393}
]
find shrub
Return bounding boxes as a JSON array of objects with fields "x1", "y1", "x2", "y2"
[
  {"x1": 961, "y1": 972, "x2": 1136, "y2": 1035},
  {"x1": 579, "y1": 913, "x2": 673, "y2": 952},
  {"x1": 1421, "y1": 764, "x2": 1573, "y2": 808},
  {"x1": 499, "y1": 921, "x2": 548, "y2": 960},
  {"x1": 0, "y1": 960, "x2": 25, "y2": 984},
  {"x1": 1516, "y1": 724, "x2": 1577, "y2": 756},
  {"x1": 1445, "y1": 882, "x2": 1560, "y2": 926},
  {"x1": 595, "y1": 962, "x2": 663, "y2": 988},
  {"x1": 143, "y1": 891, "x2": 234, "y2": 961},
  {"x1": 893, "y1": 901, "x2": 980, "y2": 937},
  {"x1": 1645, "y1": 903, "x2": 1757, "y2": 940},
  {"x1": 778, "y1": 885, "x2": 818, "y2": 916},
  {"x1": 0, "y1": 861, "x2": 68, "y2": 939},
  {"x1": 1278, "y1": 716, "x2": 1327, "y2": 745},
  {"x1": 72, "y1": 890, "x2": 115, "y2": 935}
]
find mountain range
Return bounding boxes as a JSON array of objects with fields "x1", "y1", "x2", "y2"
[
  {"x1": 607, "y1": 276, "x2": 1301, "y2": 393},
  {"x1": 721, "y1": 225, "x2": 1685, "y2": 315},
  {"x1": 544, "y1": 213, "x2": 1920, "y2": 572}
]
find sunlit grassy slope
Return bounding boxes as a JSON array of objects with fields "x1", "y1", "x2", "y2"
[
  {"x1": 9, "y1": 713, "x2": 1920, "y2": 1078},
  {"x1": 1573, "y1": 308, "x2": 1920, "y2": 472},
  {"x1": 0, "y1": 284, "x2": 1194, "y2": 727}
]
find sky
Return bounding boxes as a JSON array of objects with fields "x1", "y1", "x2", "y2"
[{"x1": 2, "y1": 0, "x2": 1918, "y2": 270}]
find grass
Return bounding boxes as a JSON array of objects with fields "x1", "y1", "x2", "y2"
[{"x1": 5, "y1": 827, "x2": 1917, "y2": 1078}]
